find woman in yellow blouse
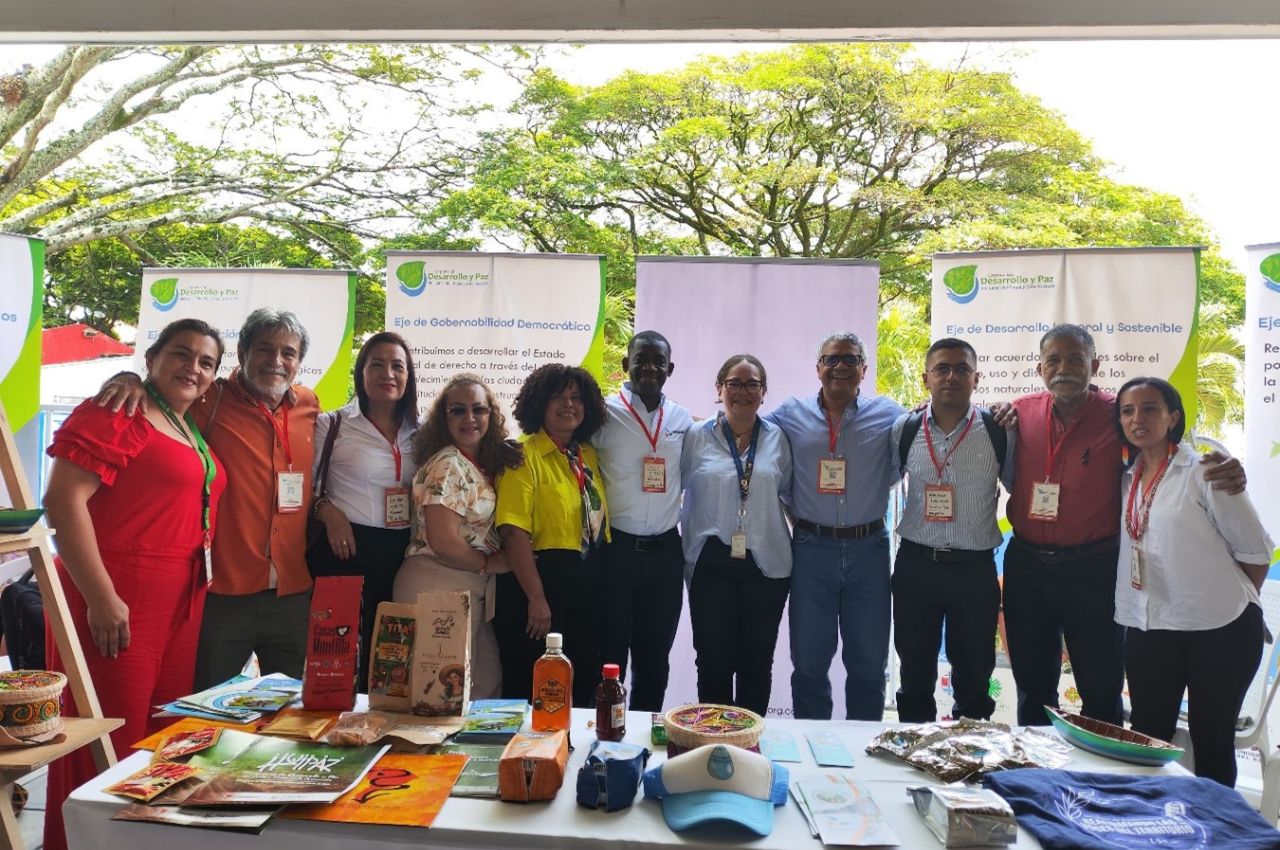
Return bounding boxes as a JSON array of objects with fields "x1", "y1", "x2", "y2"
[{"x1": 495, "y1": 364, "x2": 609, "y2": 706}]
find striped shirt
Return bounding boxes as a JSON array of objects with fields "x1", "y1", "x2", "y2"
[{"x1": 890, "y1": 405, "x2": 1016, "y2": 551}]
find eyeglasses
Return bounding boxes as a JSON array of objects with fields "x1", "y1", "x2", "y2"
[
  {"x1": 446, "y1": 404, "x2": 491, "y2": 418},
  {"x1": 720, "y1": 379, "x2": 764, "y2": 393},
  {"x1": 819, "y1": 354, "x2": 865, "y2": 368},
  {"x1": 928, "y1": 364, "x2": 975, "y2": 378}
]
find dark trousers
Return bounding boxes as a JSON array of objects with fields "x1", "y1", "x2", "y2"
[
  {"x1": 194, "y1": 589, "x2": 312, "y2": 689},
  {"x1": 1002, "y1": 536, "x2": 1125, "y2": 726},
  {"x1": 493, "y1": 548, "x2": 604, "y2": 707},
  {"x1": 1126, "y1": 603, "x2": 1263, "y2": 787},
  {"x1": 601, "y1": 528, "x2": 685, "y2": 712},
  {"x1": 307, "y1": 523, "x2": 410, "y2": 690},
  {"x1": 688, "y1": 538, "x2": 791, "y2": 717},
  {"x1": 892, "y1": 541, "x2": 1000, "y2": 723}
]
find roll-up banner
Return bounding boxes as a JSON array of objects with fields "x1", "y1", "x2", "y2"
[
  {"x1": 136, "y1": 268, "x2": 356, "y2": 411},
  {"x1": 384, "y1": 252, "x2": 606, "y2": 412},
  {"x1": 1245, "y1": 242, "x2": 1280, "y2": 566},
  {"x1": 0, "y1": 233, "x2": 43, "y2": 431},
  {"x1": 930, "y1": 248, "x2": 1200, "y2": 424},
  {"x1": 636, "y1": 256, "x2": 882, "y2": 719}
]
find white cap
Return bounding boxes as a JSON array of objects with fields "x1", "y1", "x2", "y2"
[{"x1": 546, "y1": 632, "x2": 563, "y2": 650}]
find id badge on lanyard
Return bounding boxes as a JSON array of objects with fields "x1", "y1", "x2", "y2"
[
  {"x1": 1029, "y1": 481, "x2": 1061, "y2": 521},
  {"x1": 1130, "y1": 546, "x2": 1146, "y2": 590},
  {"x1": 384, "y1": 487, "x2": 411, "y2": 528},
  {"x1": 278, "y1": 472, "x2": 305, "y2": 513},
  {"x1": 924, "y1": 484, "x2": 956, "y2": 522},
  {"x1": 817, "y1": 458, "x2": 846, "y2": 495},
  {"x1": 621, "y1": 392, "x2": 668, "y2": 494},
  {"x1": 642, "y1": 456, "x2": 667, "y2": 493}
]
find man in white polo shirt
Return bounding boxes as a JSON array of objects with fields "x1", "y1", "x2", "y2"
[{"x1": 596, "y1": 331, "x2": 694, "y2": 712}]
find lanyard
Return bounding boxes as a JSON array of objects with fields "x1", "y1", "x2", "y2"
[
  {"x1": 923, "y1": 405, "x2": 977, "y2": 481},
  {"x1": 144, "y1": 381, "x2": 217, "y2": 534},
  {"x1": 458, "y1": 447, "x2": 489, "y2": 482},
  {"x1": 823, "y1": 406, "x2": 841, "y2": 457},
  {"x1": 1042, "y1": 394, "x2": 1086, "y2": 482},
  {"x1": 252, "y1": 396, "x2": 294, "y2": 470},
  {"x1": 618, "y1": 390, "x2": 665, "y2": 453},
  {"x1": 1125, "y1": 444, "x2": 1176, "y2": 542},
  {"x1": 720, "y1": 415, "x2": 761, "y2": 511},
  {"x1": 549, "y1": 435, "x2": 588, "y2": 495},
  {"x1": 372, "y1": 419, "x2": 404, "y2": 481}
]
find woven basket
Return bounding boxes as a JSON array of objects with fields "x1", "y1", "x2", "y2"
[
  {"x1": 662, "y1": 703, "x2": 764, "y2": 756},
  {"x1": 0, "y1": 671, "x2": 66, "y2": 739}
]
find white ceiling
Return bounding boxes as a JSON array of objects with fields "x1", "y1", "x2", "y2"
[{"x1": 4, "y1": 0, "x2": 1280, "y2": 43}]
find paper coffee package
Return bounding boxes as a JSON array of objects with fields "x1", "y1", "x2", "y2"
[
  {"x1": 499, "y1": 730, "x2": 570, "y2": 802},
  {"x1": 302, "y1": 576, "x2": 364, "y2": 711},
  {"x1": 409, "y1": 591, "x2": 472, "y2": 718},
  {"x1": 367, "y1": 601, "x2": 418, "y2": 712}
]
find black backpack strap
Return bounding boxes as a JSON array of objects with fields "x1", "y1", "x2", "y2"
[
  {"x1": 313, "y1": 411, "x2": 342, "y2": 498},
  {"x1": 979, "y1": 408, "x2": 1008, "y2": 480},
  {"x1": 897, "y1": 410, "x2": 925, "y2": 476}
]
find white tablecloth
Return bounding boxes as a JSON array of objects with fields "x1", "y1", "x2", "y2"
[{"x1": 64, "y1": 710, "x2": 1187, "y2": 849}]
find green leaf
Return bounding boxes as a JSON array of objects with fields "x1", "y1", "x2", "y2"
[
  {"x1": 1261, "y1": 253, "x2": 1280, "y2": 284},
  {"x1": 150, "y1": 277, "x2": 178, "y2": 302},
  {"x1": 943, "y1": 265, "x2": 978, "y2": 296},
  {"x1": 396, "y1": 261, "x2": 425, "y2": 288}
]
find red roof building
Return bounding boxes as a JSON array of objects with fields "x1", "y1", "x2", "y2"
[{"x1": 41, "y1": 323, "x2": 133, "y2": 365}]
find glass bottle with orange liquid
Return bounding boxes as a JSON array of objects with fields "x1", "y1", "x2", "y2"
[{"x1": 532, "y1": 632, "x2": 572, "y2": 731}]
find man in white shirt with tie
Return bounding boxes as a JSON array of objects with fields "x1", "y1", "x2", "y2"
[{"x1": 596, "y1": 331, "x2": 694, "y2": 712}]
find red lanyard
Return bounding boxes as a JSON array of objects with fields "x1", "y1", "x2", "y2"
[
  {"x1": 1042, "y1": 394, "x2": 1086, "y2": 482},
  {"x1": 823, "y1": 406, "x2": 840, "y2": 457},
  {"x1": 923, "y1": 406, "x2": 976, "y2": 481},
  {"x1": 1125, "y1": 445, "x2": 1176, "y2": 541},
  {"x1": 253, "y1": 397, "x2": 293, "y2": 470},
  {"x1": 373, "y1": 420, "x2": 403, "y2": 480},
  {"x1": 618, "y1": 391, "x2": 665, "y2": 453}
]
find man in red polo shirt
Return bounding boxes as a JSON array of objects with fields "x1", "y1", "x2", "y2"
[{"x1": 1004, "y1": 323, "x2": 1244, "y2": 727}]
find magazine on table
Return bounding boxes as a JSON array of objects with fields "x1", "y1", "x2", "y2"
[
  {"x1": 111, "y1": 803, "x2": 278, "y2": 833},
  {"x1": 161, "y1": 674, "x2": 302, "y2": 723},
  {"x1": 450, "y1": 699, "x2": 528, "y2": 744}
]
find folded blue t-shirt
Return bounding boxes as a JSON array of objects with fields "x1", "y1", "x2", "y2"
[{"x1": 984, "y1": 769, "x2": 1280, "y2": 850}]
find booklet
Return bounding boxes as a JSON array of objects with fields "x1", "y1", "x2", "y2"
[
  {"x1": 433, "y1": 742, "x2": 505, "y2": 797},
  {"x1": 181, "y1": 729, "x2": 388, "y2": 805},
  {"x1": 280, "y1": 753, "x2": 468, "y2": 827},
  {"x1": 793, "y1": 775, "x2": 901, "y2": 847},
  {"x1": 451, "y1": 699, "x2": 528, "y2": 744},
  {"x1": 112, "y1": 803, "x2": 278, "y2": 833},
  {"x1": 175, "y1": 674, "x2": 303, "y2": 723}
]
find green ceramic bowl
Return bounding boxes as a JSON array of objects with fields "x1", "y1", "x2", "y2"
[{"x1": 0, "y1": 508, "x2": 44, "y2": 535}]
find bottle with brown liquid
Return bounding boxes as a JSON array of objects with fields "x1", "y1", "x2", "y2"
[
  {"x1": 532, "y1": 632, "x2": 572, "y2": 732},
  {"x1": 595, "y1": 663, "x2": 627, "y2": 741}
]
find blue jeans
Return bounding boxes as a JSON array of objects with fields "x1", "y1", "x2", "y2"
[{"x1": 788, "y1": 527, "x2": 892, "y2": 720}]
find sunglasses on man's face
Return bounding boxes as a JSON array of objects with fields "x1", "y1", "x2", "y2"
[
  {"x1": 447, "y1": 404, "x2": 491, "y2": 418},
  {"x1": 818, "y1": 354, "x2": 864, "y2": 368}
]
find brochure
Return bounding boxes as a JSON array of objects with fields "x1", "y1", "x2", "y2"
[
  {"x1": 433, "y1": 742, "x2": 504, "y2": 797},
  {"x1": 176, "y1": 674, "x2": 302, "y2": 723},
  {"x1": 181, "y1": 729, "x2": 388, "y2": 805},
  {"x1": 281, "y1": 753, "x2": 468, "y2": 827},
  {"x1": 793, "y1": 774, "x2": 901, "y2": 846},
  {"x1": 112, "y1": 803, "x2": 278, "y2": 833},
  {"x1": 451, "y1": 699, "x2": 528, "y2": 744}
]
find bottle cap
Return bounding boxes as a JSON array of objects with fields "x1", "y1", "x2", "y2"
[
  {"x1": 602, "y1": 663, "x2": 620, "y2": 678},
  {"x1": 546, "y1": 632, "x2": 563, "y2": 650}
]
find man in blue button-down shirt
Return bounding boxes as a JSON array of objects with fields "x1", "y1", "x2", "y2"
[{"x1": 765, "y1": 332, "x2": 905, "y2": 720}]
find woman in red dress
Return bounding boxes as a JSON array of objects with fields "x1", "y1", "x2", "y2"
[{"x1": 42, "y1": 318, "x2": 227, "y2": 850}]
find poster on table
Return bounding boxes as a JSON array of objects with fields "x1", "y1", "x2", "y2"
[
  {"x1": 384, "y1": 252, "x2": 606, "y2": 414},
  {"x1": 135, "y1": 268, "x2": 356, "y2": 411},
  {"x1": 0, "y1": 232, "x2": 43, "y2": 432},
  {"x1": 1244, "y1": 242, "x2": 1280, "y2": 567},
  {"x1": 635, "y1": 256, "x2": 881, "y2": 719},
  {"x1": 930, "y1": 247, "x2": 1200, "y2": 423}
]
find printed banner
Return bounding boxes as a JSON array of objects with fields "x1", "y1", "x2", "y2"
[
  {"x1": 136, "y1": 268, "x2": 356, "y2": 411},
  {"x1": 1244, "y1": 242, "x2": 1280, "y2": 564},
  {"x1": 931, "y1": 248, "x2": 1200, "y2": 425},
  {"x1": 0, "y1": 233, "x2": 44, "y2": 430},
  {"x1": 636, "y1": 256, "x2": 881, "y2": 719},
  {"x1": 385, "y1": 252, "x2": 605, "y2": 412}
]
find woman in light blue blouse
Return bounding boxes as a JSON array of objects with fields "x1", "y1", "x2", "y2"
[{"x1": 680, "y1": 353, "x2": 792, "y2": 716}]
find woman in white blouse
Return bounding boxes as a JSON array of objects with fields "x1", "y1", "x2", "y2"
[
  {"x1": 310, "y1": 332, "x2": 419, "y2": 687},
  {"x1": 393, "y1": 373, "x2": 513, "y2": 698},
  {"x1": 1114, "y1": 377, "x2": 1273, "y2": 787}
]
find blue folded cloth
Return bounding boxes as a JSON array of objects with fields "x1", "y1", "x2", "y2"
[
  {"x1": 984, "y1": 768, "x2": 1280, "y2": 850},
  {"x1": 576, "y1": 740, "x2": 651, "y2": 812}
]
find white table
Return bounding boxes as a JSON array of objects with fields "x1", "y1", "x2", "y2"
[{"x1": 64, "y1": 710, "x2": 1187, "y2": 849}]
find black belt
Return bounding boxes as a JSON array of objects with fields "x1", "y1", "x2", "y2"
[
  {"x1": 793, "y1": 517, "x2": 885, "y2": 540},
  {"x1": 1010, "y1": 534, "x2": 1120, "y2": 565},
  {"x1": 898, "y1": 539, "x2": 993, "y2": 563},
  {"x1": 610, "y1": 527, "x2": 679, "y2": 553}
]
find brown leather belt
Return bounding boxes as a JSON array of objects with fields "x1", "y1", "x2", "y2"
[
  {"x1": 1009, "y1": 534, "x2": 1121, "y2": 565},
  {"x1": 792, "y1": 517, "x2": 885, "y2": 540}
]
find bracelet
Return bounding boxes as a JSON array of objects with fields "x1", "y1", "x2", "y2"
[{"x1": 311, "y1": 496, "x2": 330, "y2": 520}]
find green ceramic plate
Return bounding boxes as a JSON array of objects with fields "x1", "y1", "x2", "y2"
[{"x1": 0, "y1": 508, "x2": 44, "y2": 535}]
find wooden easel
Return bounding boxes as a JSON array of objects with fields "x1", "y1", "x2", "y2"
[{"x1": 0, "y1": 403, "x2": 120, "y2": 850}]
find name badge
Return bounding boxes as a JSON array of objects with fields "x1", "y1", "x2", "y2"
[
  {"x1": 1130, "y1": 547, "x2": 1146, "y2": 590},
  {"x1": 277, "y1": 471, "x2": 305, "y2": 513},
  {"x1": 730, "y1": 532, "x2": 748, "y2": 560},
  {"x1": 203, "y1": 538, "x2": 213, "y2": 584},
  {"x1": 642, "y1": 456, "x2": 667, "y2": 493},
  {"x1": 924, "y1": 484, "x2": 956, "y2": 522},
  {"x1": 384, "y1": 486, "x2": 411, "y2": 529},
  {"x1": 1029, "y1": 481, "x2": 1061, "y2": 522},
  {"x1": 817, "y1": 457, "x2": 846, "y2": 495}
]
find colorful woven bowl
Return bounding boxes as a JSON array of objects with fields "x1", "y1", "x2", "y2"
[
  {"x1": 1045, "y1": 706, "x2": 1183, "y2": 766},
  {"x1": 0, "y1": 671, "x2": 66, "y2": 739},
  {"x1": 662, "y1": 703, "x2": 764, "y2": 756}
]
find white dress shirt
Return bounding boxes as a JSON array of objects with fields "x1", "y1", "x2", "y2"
[
  {"x1": 1115, "y1": 443, "x2": 1274, "y2": 632},
  {"x1": 313, "y1": 399, "x2": 417, "y2": 528},
  {"x1": 596, "y1": 383, "x2": 693, "y2": 536}
]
